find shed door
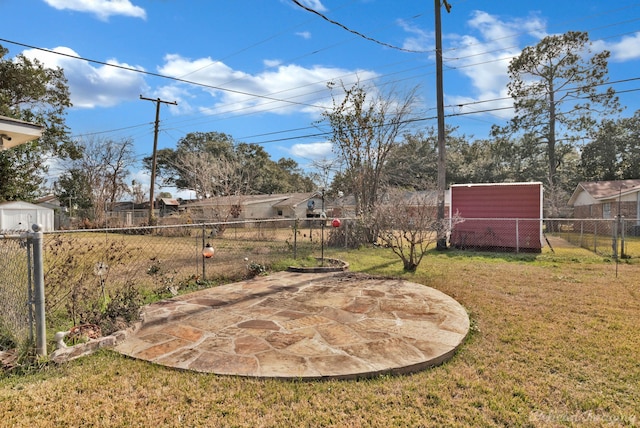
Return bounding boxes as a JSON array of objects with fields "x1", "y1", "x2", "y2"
[{"x1": 3, "y1": 209, "x2": 35, "y2": 230}]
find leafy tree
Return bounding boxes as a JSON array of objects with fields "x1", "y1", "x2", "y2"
[
  {"x1": 146, "y1": 131, "x2": 236, "y2": 195},
  {"x1": 384, "y1": 130, "x2": 438, "y2": 190},
  {"x1": 385, "y1": 127, "x2": 504, "y2": 188},
  {"x1": 146, "y1": 131, "x2": 315, "y2": 197},
  {"x1": 0, "y1": 143, "x2": 45, "y2": 201},
  {"x1": 235, "y1": 142, "x2": 275, "y2": 194},
  {"x1": 322, "y1": 80, "x2": 418, "y2": 215},
  {"x1": 54, "y1": 168, "x2": 93, "y2": 217},
  {"x1": 269, "y1": 158, "x2": 315, "y2": 193},
  {"x1": 580, "y1": 111, "x2": 640, "y2": 181},
  {"x1": 493, "y1": 31, "x2": 620, "y2": 213},
  {"x1": 0, "y1": 44, "x2": 75, "y2": 201}
]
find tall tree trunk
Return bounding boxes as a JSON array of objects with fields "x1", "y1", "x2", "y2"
[{"x1": 548, "y1": 86, "x2": 557, "y2": 188}]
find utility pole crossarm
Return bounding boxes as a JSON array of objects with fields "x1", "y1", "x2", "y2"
[{"x1": 140, "y1": 95, "x2": 177, "y2": 225}]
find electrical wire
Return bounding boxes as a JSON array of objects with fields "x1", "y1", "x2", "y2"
[{"x1": 5, "y1": 4, "x2": 640, "y2": 149}]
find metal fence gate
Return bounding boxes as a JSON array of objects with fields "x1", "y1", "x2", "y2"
[{"x1": 0, "y1": 225, "x2": 46, "y2": 357}]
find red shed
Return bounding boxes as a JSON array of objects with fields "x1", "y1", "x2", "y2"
[{"x1": 449, "y1": 182, "x2": 544, "y2": 252}]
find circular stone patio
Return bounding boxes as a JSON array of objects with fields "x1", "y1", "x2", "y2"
[{"x1": 115, "y1": 271, "x2": 469, "y2": 380}]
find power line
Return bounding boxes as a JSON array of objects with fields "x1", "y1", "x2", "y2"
[
  {"x1": 5, "y1": 4, "x2": 640, "y2": 149},
  {"x1": 0, "y1": 37, "x2": 326, "y2": 111},
  {"x1": 290, "y1": 0, "x2": 430, "y2": 53}
]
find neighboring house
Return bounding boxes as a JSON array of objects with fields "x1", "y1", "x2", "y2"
[
  {"x1": 327, "y1": 190, "x2": 451, "y2": 218},
  {"x1": 449, "y1": 182, "x2": 544, "y2": 252},
  {"x1": 568, "y1": 179, "x2": 640, "y2": 222},
  {"x1": 107, "y1": 201, "x2": 148, "y2": 227},
  {"x1": 0, "y1": 201, "x2": 55, "y2": 232},
  {"x1": 186, "y1": 192, "x2": 322, "y2": 222}
]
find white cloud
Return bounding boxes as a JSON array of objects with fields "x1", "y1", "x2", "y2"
[
  {"x1": 19, "y1": 32, "x2": 378, "y2": 122},
  {"x1": 264, "y1": 59, "x2": 283, "y2": 68},
  {"x1": 397, "y1": 19, "x2": 432, "y2": 52},
  {"x1": 444, "y1": 11, "x2": 547, "y2": 119},
  {"x1": 22, "y1": 46, "x2": 147, "y2": 108},
  {"x1": 296, "y1": 31, "x2": 312, "y2": 40},
  {"x1": 603, "y1": 32, "x2": 640, "y2": 62},
  {"x1": 293, "y1": 0, "x2": 327, "y2": 13},
  {"x1": 156, "y1": 54, "x2": 378, "y2": 118},
  {"x1": 43, "y1": 0, "x2": 146, "y2": 21},
  {"x1": 290, "y1": 141, "x2": 333, "y2": 159}
]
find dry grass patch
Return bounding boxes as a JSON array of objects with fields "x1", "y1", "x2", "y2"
[{"x1": 2, "y1": 240, "x2": 639, "y2": 427}]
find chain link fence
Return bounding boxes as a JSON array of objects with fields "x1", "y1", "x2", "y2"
[
  {"x1": 448, "y1": 217, "x2": 640, "y2": 258},
  {"x1": 545, "y1": 218, "x2": 640, "y2": 258},
  {"x1": 4, "y1": 216, "x2": 637, "y2": 359},
  {"x1": 450, "y1": 218, "x2": 544, "y2": 253},
  {"x1": 0, "y1": 231, "x2": 34, "y2": 354},
  {"x1": 40, "y1": 219, "x2": 341, "y2": 335}
]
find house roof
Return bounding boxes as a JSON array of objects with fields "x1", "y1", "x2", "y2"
[
  {"x1": 159, "y1": 198, "x2": 180, "y2": 206},
  {"x1": 271, "y1": 192, "x2": 316, "y2": 208},
  {"x1": 568, "y1": 179, "x2": 640, "y2": 205},
  {"x1": 188, "y1": 192, "x2": 315, "y2": 208},
  {"x1": 0, "y1": 115, "x2": 44, "y2": 150},
  {"x1": 35, "y1": 195, "x2": 60, "y2": 205}
]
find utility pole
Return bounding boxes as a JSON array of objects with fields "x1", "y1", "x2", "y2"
[
  {"x1": 435, "y1": 0, "x2": 451, "y2": 250},
  {"x1": 140, "y1": 95, "x2": 177, "y2": 225}
]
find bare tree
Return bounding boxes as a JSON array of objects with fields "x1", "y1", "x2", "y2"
[
  {"x1": 176, "y1": 150, "x2": 248, "y2": 199},
  {"x1": 322, "y1": 80, "x2": 419, "y2": 216},
  {"x1": 373, "y1": 188, "x2": 460, "y2": 272},
  {"x1": 56, "y1": 136, "x2": 135, "y2": 224},
  {"x1": 130, "y1": 180, "x2": 146, "y2": 204}
]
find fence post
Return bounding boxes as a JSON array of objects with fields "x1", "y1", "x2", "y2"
[
  {"x1": 201, "y1": 223, "x2": 206, "y2": 281},
  {"x1": 30, "y1": 224, "x2": 46, "y2": 356},
  {"x1": 515, "y1": 218, "x2": 519, "y2": 254},
  {"x1": 293, "y1": 218, "x2": 298, "y2": 259},
  {"x1": 26, "y1": 236, "x2": 34, "y2": 344},
  {"x1": 620, "y1": 216, "x2": 626, "y2": 258},
  {"x1": 612, "y1": 219, "x2": 618, "y2": 259}
]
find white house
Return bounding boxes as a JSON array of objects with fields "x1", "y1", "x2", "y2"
[
  {"x1": 186, "y1": 192, "x2": 323, "y2": 222},
  {"x1": 0, "y1": 201, "x2": 55, "y2": 232},
  {"x1": 568, "y1": 179, "x2": 640, "y2": 222}
]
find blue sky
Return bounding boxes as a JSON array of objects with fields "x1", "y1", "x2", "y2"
[{"x1": 3, "y1": 0, "x2": 640, "y2": 197}]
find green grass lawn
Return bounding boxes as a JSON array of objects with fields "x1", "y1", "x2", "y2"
[{"x1": 1, "y1": 240, "x2": 639, "y2": 427}]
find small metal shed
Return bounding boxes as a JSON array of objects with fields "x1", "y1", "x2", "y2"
[
  {"x1": 0, "y1": 201, "x2": 55, "y2": 232},
  {"x1": 449, "y1": 182, "x2": 544, "y2": 252}
]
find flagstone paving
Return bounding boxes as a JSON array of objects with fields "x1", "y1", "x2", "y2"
[{"x1": 115, "y1": 271, "x2": 469, "y2": 380}]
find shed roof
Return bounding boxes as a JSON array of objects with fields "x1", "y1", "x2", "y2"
[{"x1": 0, "y1": 200, "x2": 54, "y2": 211}]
